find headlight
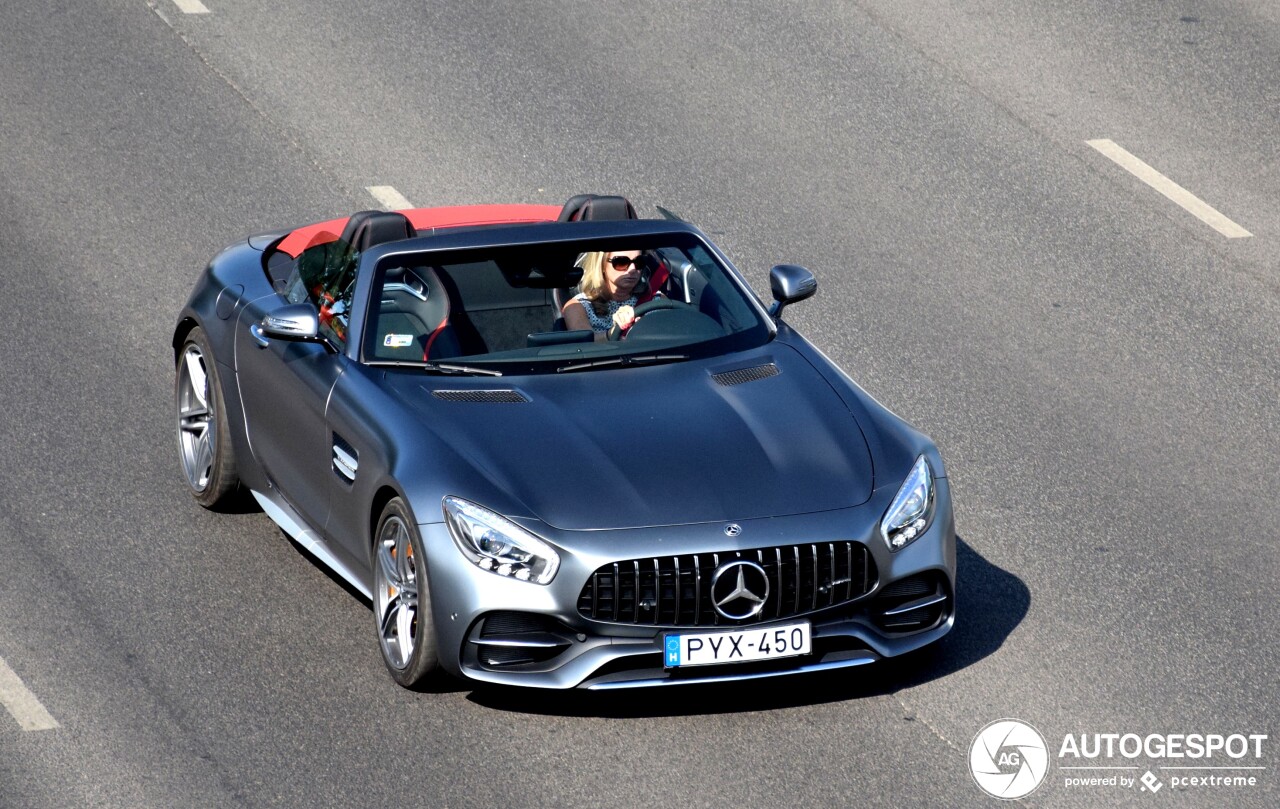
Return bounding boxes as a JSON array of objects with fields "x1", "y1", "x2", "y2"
[
  {"x1": 443, "y1": 497, "x2": 560, "y2": 584},
  {"x1": 880, "y1": 456, "x2": 935, "y2": 551}
]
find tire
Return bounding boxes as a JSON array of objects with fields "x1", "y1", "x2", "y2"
[
  {"x1": 373, "y1": 498, "x2": 441, "y2": 688},
  {"x1": 175, "y1": 326, "x2": 241, "y2": 509}
]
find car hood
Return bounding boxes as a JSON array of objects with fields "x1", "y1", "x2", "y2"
[{"x1": 389, "y1": 344, "x2": 874, "y2": 530}]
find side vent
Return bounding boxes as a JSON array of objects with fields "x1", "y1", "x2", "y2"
[
  {"x1": 332, "y1": 434, "x2": 358, "y2": 483},
  {"x1": 431, "y1": 389, "x2": 530, "y2": 403},
  {"x1": 711, "y1": 363, "x2": 779, "y2": 387}
]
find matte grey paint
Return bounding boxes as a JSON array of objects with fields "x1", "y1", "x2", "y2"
[{"x1": 174, "y1": 219, "x2": 956, "y2": 688}]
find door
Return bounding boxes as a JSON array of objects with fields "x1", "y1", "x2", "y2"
[{"x1": 234, "y1": 293, "x2": 346, "y2": 530}]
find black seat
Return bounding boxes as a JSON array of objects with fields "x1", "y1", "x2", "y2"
[
  {"x1": 556, "y1": 194, "x2": 639, "y2": 222},
  {"x1": 338, "y1": 209, "x2": 416, "y2": 251},
  {"x1": 374, "y1": 266, "x2": 462, "y2": 362}
]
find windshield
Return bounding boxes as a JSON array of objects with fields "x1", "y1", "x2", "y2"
[{"x1": 360, "y1": 233, "x2": 772, "y2": 374}]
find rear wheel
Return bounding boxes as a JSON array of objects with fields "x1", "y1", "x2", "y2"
[
  {"x1": 374, "y1": 498, "x2": 441, "y2": 688},
  {"x1": 175, "y1": 326, "x2": 240, "y2": 509}
]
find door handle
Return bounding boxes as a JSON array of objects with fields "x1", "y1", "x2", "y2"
[{"x1": 248, "y1": 323, "x2": 270, "y2": 348}]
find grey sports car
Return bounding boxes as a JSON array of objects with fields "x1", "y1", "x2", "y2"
[{"x1": 173, "y1": 194, "x2": 956, "y2": 690}]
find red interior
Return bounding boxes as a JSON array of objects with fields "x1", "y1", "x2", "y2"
[{"x1": 274, "y1": 204, "x2": 562, "y2": 258}]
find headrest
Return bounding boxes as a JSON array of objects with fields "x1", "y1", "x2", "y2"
[
  {"x1": 338, "y1": 210, "x2": 416, "y2": 251},
  {"x1": 557, "y1": 194, "x2": 597, "y2": 222},
  {"x1": 557, "y1": 194, "x2": 638, "y2": 222}
]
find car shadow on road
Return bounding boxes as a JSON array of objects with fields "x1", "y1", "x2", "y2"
[{"x1": 468, "y1": 535, "x2": 1029, "y2": 717}]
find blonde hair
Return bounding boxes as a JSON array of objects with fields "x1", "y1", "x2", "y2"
[{"x1": 576, "y1": 251, "x2": 608, "y2": 301}]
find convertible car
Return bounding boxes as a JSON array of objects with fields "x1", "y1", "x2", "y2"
[{"x1": 173, "y1": 194, "x2": 955, "y2": 689}]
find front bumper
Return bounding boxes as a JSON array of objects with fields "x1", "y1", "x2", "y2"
[{"x1": 420, "y1": 479, "x2": 956, "y2": 689}]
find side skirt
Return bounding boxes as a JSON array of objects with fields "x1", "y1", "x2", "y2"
[{"x1": 250, "y1": 489, "x2": 373, "y2": 600}]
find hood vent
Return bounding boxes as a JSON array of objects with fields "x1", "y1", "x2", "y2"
[
  {"x1": 431, "y1": 389, "x2": 529, "y2": 403},
  {"x1": 711, "y1": 363, "x2": 779, "y2": 387}
]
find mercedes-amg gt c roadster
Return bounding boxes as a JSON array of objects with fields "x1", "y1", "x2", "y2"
[{"x1": 173, "y1": 194, "x2": 955, "y2": 690}]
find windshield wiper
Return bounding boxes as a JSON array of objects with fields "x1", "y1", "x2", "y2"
[
  {"x1": 366, "y1": 360, "x2": 503, "y2": 376},
  {"x1": 556, "y1": 354, "x2": 690, "y2": 374}
]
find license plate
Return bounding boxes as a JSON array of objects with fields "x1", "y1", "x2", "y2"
[{"x1": 663, "y1": 621, "x2": 811, "y2": 668}]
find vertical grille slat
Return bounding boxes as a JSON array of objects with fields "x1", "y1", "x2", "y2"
[
  {"x1": 755, "y1": 548, "x2": 766, "y2": 624},
  {"x1": 611, "y1": 562, "x2": 620, "y2": 622},
  {"x1": 579, "y1": 542, "x2": 877, "y2": 628},
  {"x1": 788, "y1": 547, "x2": 798, "y2": 616},
  {"x1": 809, "y1": 545, "x2": 819, "y2": 612},
  {"x1": 710, "y1": 553, "x2": 721, "y2": 627},
  {"x1": 692, "y1": 555, "x2": 702, "y2": 625},
  {"x1": 862, "y1": 544, "x2": 870, "y2": 593},
  {"x1": 846, "y1": 543, "x2": 854, "y2": 602},
  {"x1": 651, "y1": 558, "x2": 661, "y2": 623},
  {"x1": 826, "y1": 543, "x2": 836, "y2": 607},
  {"x1": 670, "y1": 556, "x2": 679, "y2": 624},
  {"x1": 774, "y1": 547, "x2": 783, "y2": 620},
  {"x1": 633, "y1": 560, "x2": 642, "y2": 623}
]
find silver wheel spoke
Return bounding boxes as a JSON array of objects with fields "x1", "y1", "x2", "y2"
[
  {"x1": 193, "y1": 435, "x2": 213, "y2": 483},
  {"x1": 395, "y1": 600, "x2": 416, "y2": 666},
  {"x1": 179, "y1": 415, "x2": 208, "y2": 436},
  {"x1": 377, "y1": 539, "x2": 402, "y2": 589},
  {"x1": 395, "y1": 527, "x2": 413, "y2": 585},
  {"x1": 379, "y1": 594, "x2": 404, "y2": 637},
  {"x1": 184, "y1": 351, "x2": 208, "y2": 407},
  {"x1": 180, "y1": 401, "x2": 209, "y2": 420},
  {"x1": 379, "y1": 594, "x2": 416, "y2": 668}
]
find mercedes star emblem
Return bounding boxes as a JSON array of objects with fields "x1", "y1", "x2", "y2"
[
  {"x1": 724, "y1": 523, "x2": 742, "y2": 537},
  {"x1": 710, "y1": 560, "x2": 770, "y2": 620}
]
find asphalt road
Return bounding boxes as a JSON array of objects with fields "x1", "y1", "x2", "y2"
[{"x1": 1, "y1": 1, "x2": 1276, "y2": 807}]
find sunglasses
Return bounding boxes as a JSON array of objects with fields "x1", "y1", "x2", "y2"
[{"x1": 608, "y1": 255, "x2": 648, "y2": 270}]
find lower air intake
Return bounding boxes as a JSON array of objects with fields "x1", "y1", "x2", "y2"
[{"x1": 871, "y1": 573, "x2": 950, "y2": 633}]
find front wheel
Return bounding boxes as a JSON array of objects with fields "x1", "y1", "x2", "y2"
[
  {"x1": 373, "y1": 498, "x2": 441, "y2": 688},
  {"x1": 175, "y1": 326, "x2": 241, "y2": 509}
]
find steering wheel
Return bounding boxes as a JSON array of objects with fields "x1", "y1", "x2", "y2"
[{"x1": 607, "y1": 298, "x2": 699, "y2": 341}]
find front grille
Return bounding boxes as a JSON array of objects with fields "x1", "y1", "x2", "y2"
[{"x1": 577, "y1": 543, "x2": 876, "y2": 628}]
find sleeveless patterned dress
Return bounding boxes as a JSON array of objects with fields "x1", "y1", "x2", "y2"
[{"x1": 572, "y1": 293, "x2": 638, "y2": 332}]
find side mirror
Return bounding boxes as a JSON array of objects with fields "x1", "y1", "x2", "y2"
[
  {"x1": 249, "y1": 303, "x2": 321, "y2": 347},
  {"x1": 767, "y1": 264, "x2": 817, "y2": 318}
]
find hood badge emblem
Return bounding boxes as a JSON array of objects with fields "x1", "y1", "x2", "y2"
[{"x1": 723, "y1": 523, "x2": 742, "y2": 537}]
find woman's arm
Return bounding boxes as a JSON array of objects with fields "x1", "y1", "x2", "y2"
[{"x1": 562, "y1": 298, "x2": 605, "y2": 340}]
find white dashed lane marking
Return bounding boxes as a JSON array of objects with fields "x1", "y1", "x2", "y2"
[
  {"x1": 366, "y1": 186, "x2": 415, "y2": 211},
  {"x1": 0, "y1": 655, "x2": 58, "y2": 732},
  {"x1": 171, "y1": 0, "x2": 210, "y2": 13},
  {"x1": 1086, "y1": 139, "x2": 1252, "y2": 239}
]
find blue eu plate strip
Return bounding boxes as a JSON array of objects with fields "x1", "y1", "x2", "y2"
[{"x1": 665, "y1": 635, "x2": 681, "y2": 667}]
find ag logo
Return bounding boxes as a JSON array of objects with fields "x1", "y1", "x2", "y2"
[{"x1": 969, "y1": 719, "x2": 1049, "y2": 800}]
